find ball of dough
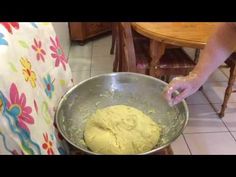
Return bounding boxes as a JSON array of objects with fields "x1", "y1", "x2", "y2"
[{"x1": 84, "y1": 105, "x2": 161, "y2": 154}]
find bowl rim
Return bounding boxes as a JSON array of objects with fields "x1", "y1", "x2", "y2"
[{"x1": 55, "y1": 72, "x2": 189, "y2": 155}]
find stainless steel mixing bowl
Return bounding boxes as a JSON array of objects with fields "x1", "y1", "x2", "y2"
[{"x1": 55, "y1": 72, "x2": 189, "y2": 155}]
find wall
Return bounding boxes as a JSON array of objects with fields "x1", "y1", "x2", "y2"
[{"x1": 52, "y1": 22, "x2": 71, "y2": 58}]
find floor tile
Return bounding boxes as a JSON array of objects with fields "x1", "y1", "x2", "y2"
[
  {"x1": 91, "y1": 55, "x2": 114, "y2": 71},
  {"x1": 90, "y1": 69, "x2": 114, "y2": 77},
  {"x1": 212, "y1": 103, "x2": 236, "y2": 131},
  {"x1": 171, "y1": 135, "x2": 191, "y2": 155},
  {"x1": 187, "y1": 104, "x2": 219, "y2": 119},
  {"x1": 202, "y1": 82, "x2": 236, "y2": 104},
  {"x1": 69, "y1": 43, "x2": 93, "y2": 58},
  {"x1": 207, "y1": 69, "x2": 228, "y2": 82},
  {"x1": 230, "y1": 132, "x2": 236, "y2": 141},
  {"x1": 72, "y1": 70, "x2": 91, "y2": 84},
  {"x1": 186, "y1": 91, "x2": 209, "y2": 105},
  {"x1": 69, "y1": 57, "x2": 91, "y2": 71},
  {"x1": 184, "y1": 118, "x2": 227, "y2": 133},
  {"x1": 184, "y1": 132, "x2": 236, "y2": 154},
  {"x1": 93, "y1": 35, "x2": 112, "y2": 47}
]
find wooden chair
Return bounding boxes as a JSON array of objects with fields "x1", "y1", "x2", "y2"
[
  {"x1": 110, "y1": 23, "x2": 116, "y2": 55},
  {"x1": 110, "y1": 23, "x2": 151, "y2": 55},
  {"x1": 114, "y1": 22, "x2": 196, "y2": 82},
  {"x1": 219, "y1": 53, "x2": 236, "y2": 118}
]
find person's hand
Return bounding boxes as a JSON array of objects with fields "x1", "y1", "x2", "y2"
[{"x1": 163, "y1": 72, "x2": 205, "y2": 106}]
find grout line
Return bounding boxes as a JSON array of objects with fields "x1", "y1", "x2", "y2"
[
  {"x1": 186, "y1": 104, "x2": 222, "y2": 118},
  {"x1": 219, "y1": 67, "x2": 230, "y2": 78},
  {"x1": 220, "y1": 119, "x2": 236, "y2": 142},
  {"x1": 187, "y1": 102, "x2": 217, "y2": 105},
  {"x1": 182, "y1": 130, "x2": 236, "y2": 155},
  {"x1": 205, "y1": 81, "x2": 229, "y2": 84},
  {"x1": 183, "y1": 131, "x2": 230, "y2": 135},
  {"x1": 187, "y1": 117, "x2": 222, "y2": 120},
  {"x1": 182, "y1": 134, "x2": 192, "y2": 155},
  {"x1": 200, "y1": 82, "x2": 236, "y2": 115},
  {"x1": 230, "y1": 132, "x2": 236, "y2": 142},
  {"x1": 226, "y1": 130, "x2": 236, "y2": 142},
  {"x1": 205, "y1": 80, "x2": 236, "y2": 88},
  {"x1": 200, "y1": 89, "x2": 222, "y2": 118}
]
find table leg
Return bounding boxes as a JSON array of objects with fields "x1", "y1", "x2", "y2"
[{"x1": 149, "y1": 40, "x2": 166, "y2": 77}]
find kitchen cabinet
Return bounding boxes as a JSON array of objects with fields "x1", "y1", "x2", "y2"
[{"x1": 69, "y1": 22, "x2": 112, "y2": 44}]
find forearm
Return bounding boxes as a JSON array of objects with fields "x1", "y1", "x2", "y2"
[{"x1": 191, "y1": 23, "x2": 236, "y2": 82}]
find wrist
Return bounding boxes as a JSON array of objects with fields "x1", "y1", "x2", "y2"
[{"x1": 189, "y1": 70, "x2": 209, "y2": 84}]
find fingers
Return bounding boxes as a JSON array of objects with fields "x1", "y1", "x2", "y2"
[
  {"x1": 163, "y1": 79, "x2": 184, "y2": 106},
  {"x1": 163, "y1": 85, "x2": 173, "y2": 101},
  {"x1": 172, "y1": 89, "x2": 190, "y2": 106},
  {"x1": 163, "y1": 75, "x2": 201, "y2": 106}
]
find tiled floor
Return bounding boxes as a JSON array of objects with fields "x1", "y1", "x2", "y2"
[
  {"x1": 69, "y1": 35, "x2": 114, "y2": 84},
  {"x1": 68, "y1": 35, "x2": 236, "y2": 155}
]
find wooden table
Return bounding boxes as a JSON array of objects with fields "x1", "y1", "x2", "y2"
[{"x1": 132, "y1": 22, "x2": 220, "y2": 76}]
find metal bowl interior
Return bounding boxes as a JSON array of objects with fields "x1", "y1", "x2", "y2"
[{"x1": 55, "y1": 72, "x2": 189, "y2": 155}]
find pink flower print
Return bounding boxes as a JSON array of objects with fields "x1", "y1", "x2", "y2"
[
  {"x1": 7, "y1": 83, "x2": 34, "y2": 132},
  {"x1": 50, "y1": 36, "x2": 68, "y2": 71},
  {"x1": 32, "y1": 39, "x2": 46, "y2": 62},
  {"x1": 0, "y1": 22, "x2": 19, "y2": 34}
]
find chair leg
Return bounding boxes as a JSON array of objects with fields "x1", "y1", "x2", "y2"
[
  {"x1": 110, "y1": 24, "x2": 116, "y2": 55},
  {"x1": 199, "y1": 86, "x2": 203, "y2": 91},
  {"x1": 113, "y1": 44, "x2": 119, "y2": 72},
  {"x1": 166, "y1": 145, "x2": 174, "y2": 155},
  {"x1": 194, "y1": 49, "x2": 200, "y2": 63},
  {"x1": 161, "y1": 76, "x2": 169, "y2": 83},
  {"x1": 110, "y1": 36, "x2": 115, "y2": 55},
  {"x1": 113, "y1": 53, "x2": 118, "y2": 72},
  {"x1": 219, "y1": 65, "x2": 236, "y2": 118},
  {"x1": 159, "y1": 76, "x2": 165, "y2": 81},
  {"x1": 151, "y1": 145, "x2": 174, "y2": 155},
  {"x1": 165, "y1": 75, "x2": 171, "y2": 83},
  {"x1": 113, "y1": 25, "x2": 121, "y2": 72}
]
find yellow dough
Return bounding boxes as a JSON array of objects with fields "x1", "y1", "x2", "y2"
[{"x1": 84, "y1": 105, "x2": 161, "y2": 154}]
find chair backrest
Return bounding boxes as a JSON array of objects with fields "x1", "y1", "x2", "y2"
[{"x1": 117, "y1": 22, "x2": 137, "y2": 72}]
